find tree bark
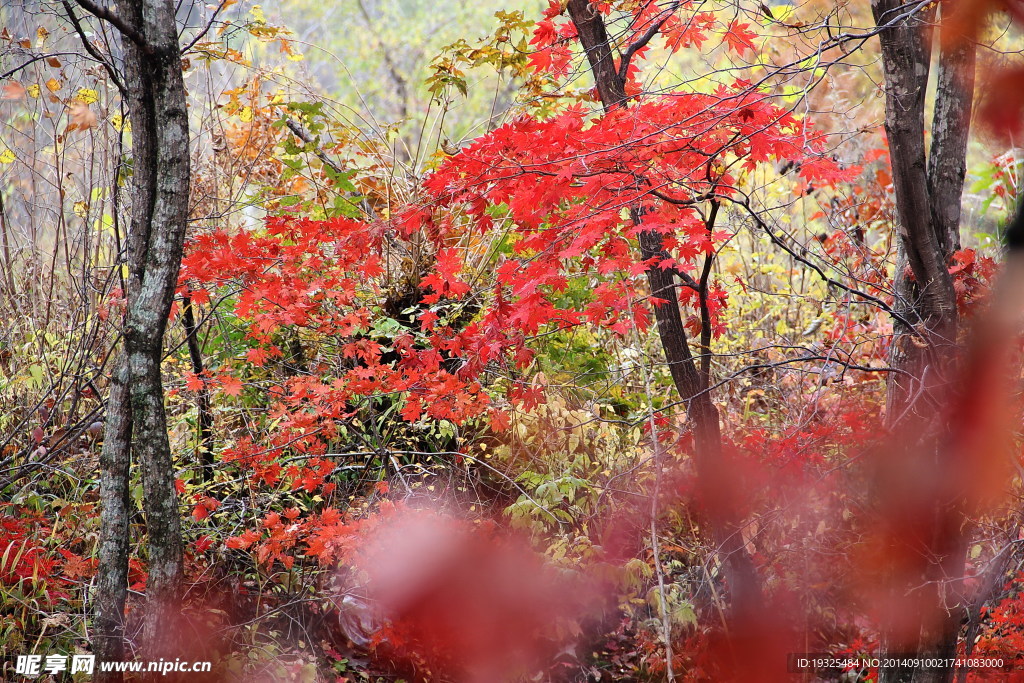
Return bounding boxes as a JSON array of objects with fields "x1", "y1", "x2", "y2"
[
  {"x1": 567, "y1": 0, "x2": 762, "y2": 618},
  {"x1": 122, "y1": 0, "x2": 189, "y2": 663},
  {"x1": 872, "y1": 1, "x2": 976, "y2": 681},
  {"x1": 928, "y1": 2, "x2": 976, "y2": 259},
  {"x1": 874, "y1": 0, "x2": 958, "y2": 420},
  {"x1": 94, "y1": 359, "x2": 132, "y2": 681},
  {"x1": 85, "y1": 0, "x2": 190, "y2": 676},
  {"x1": 182, "y1": 295, "x2": 214, "y2": 482}
]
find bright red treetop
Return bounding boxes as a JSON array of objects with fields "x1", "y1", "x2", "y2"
[{"x1": 180, "y1": 0, "x2": 854, "y2": 443}]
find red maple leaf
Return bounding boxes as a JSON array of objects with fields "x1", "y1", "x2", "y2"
[
  {"x1": 219, "y1": 374, "x2": 243, "y2": 396},
  {"x1": 723, "y1": 20, "x2": 757, "y2": 55}
]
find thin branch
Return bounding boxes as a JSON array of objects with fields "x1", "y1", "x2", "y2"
[
  {"x1": 60, "y1": 0, "x2": 127, "y2": 95},
  {"x1": 697, "y1": 198, "x2": 719, "y2": 386},
  {"x1": 650, "y1": 352, "x2": 916, "y2": 422},
  {"x1": 0, "y1": 52, "x2": 91, "y2": 81},
  {"x1": 285, "y1": 119, "x2": 344, "y2": 177},
  {"x1": 285, "y1": 118, "x2": 376, "y2": 219},
  {"x1": 72, "y1": 0, "x2": 150, "y2": 52},
  {"x1": 724, "y1": 194, "x2": 920, "y2": 332},
  {"x1": 181, "y1": 0, "x2": 230, "y2": 54},
  {"x1": 618, "y1": 1, "x2": 681, "y2": 81}
]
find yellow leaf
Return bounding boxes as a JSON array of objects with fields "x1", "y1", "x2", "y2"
[
  {"x1": 110, "y1": 114, "x2": 131, "y2": 133},
  {"x1": 26, "y1": 84, "x2": 40, "y2": 98},
  {"x1": 238, "y1": 106, "x2": 253, "y2": 123},
  {"x1": 98, "y1": 213, "x2": 115, "y2": 234},
  {"x1": 45, "y1": 78, "x2": 60, "y2": 93},
  {"x1": 0, "y1": 148, "x2": 15, "y2": 164},
  {"x1": 250, "y1": 5, "x2": 265, "y2": 23},
  {"x1": 75, "y1": 88, "x2": 98, "y2": 104},
  {"x1": 72, "y1": 201, "x2": 89, "y2": 217}
]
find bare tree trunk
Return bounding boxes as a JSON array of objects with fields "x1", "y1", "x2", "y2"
[
  {"x1": 94, "y1": 359, "x2": 132, "y2": 681},
  {"x1": 637, "y1": 227, "x2": 763, "y2": 615},
  {"x1": 181, "y1": 295, "x2": 214, "y2": 481},
  {"x1": 566, "y1": 0, "x2": 762, "y2": 620},
  {"x1": 76, "y1": 0, "x2": 191, "y2": 676},
  {"x1": 872, "y1": 1, "x2": 976, "y2": 681},
  {"x1": 0, "y1": 193, "x2": 16, "y2": 309},
  {"x1": 875, "y1": 0, "x2": 957, "y2": 415},
  {"x1": 121, "y1": 0, "x2": 189, "y2": 663}
]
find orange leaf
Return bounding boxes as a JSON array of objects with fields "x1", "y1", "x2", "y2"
[
  {"x1": 68, "y1": 102, "x2": 97, "y2": 132},
  {"x1": 219, "y1": 374, "x2": 243, "y2": 396},
  {"x1": 1, "y1": 81, "x2": 26, "y2": 100},
  {"x1": 184, "y1": 372, "x2": 205, "y2": 393}
]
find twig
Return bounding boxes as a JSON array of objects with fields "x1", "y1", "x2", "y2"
[
  {"x1": 181, "y1": 0, "x2": 230, "y2": 54},
  {"x1": 59, "y1": 0, "x2": 127, "y2": 95},
  {"x1": 725, "y1": 194, "x2": 921, "y2": 332},
  {"x1": 285, "y1": 118, "x2": 376, "y2": 219},
  {"x1": 618, "y1": 1, "x2": 681, "y2": 81},
  {"x1": 72, "y1": 0, "x2": 150, "y2": 53}
]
